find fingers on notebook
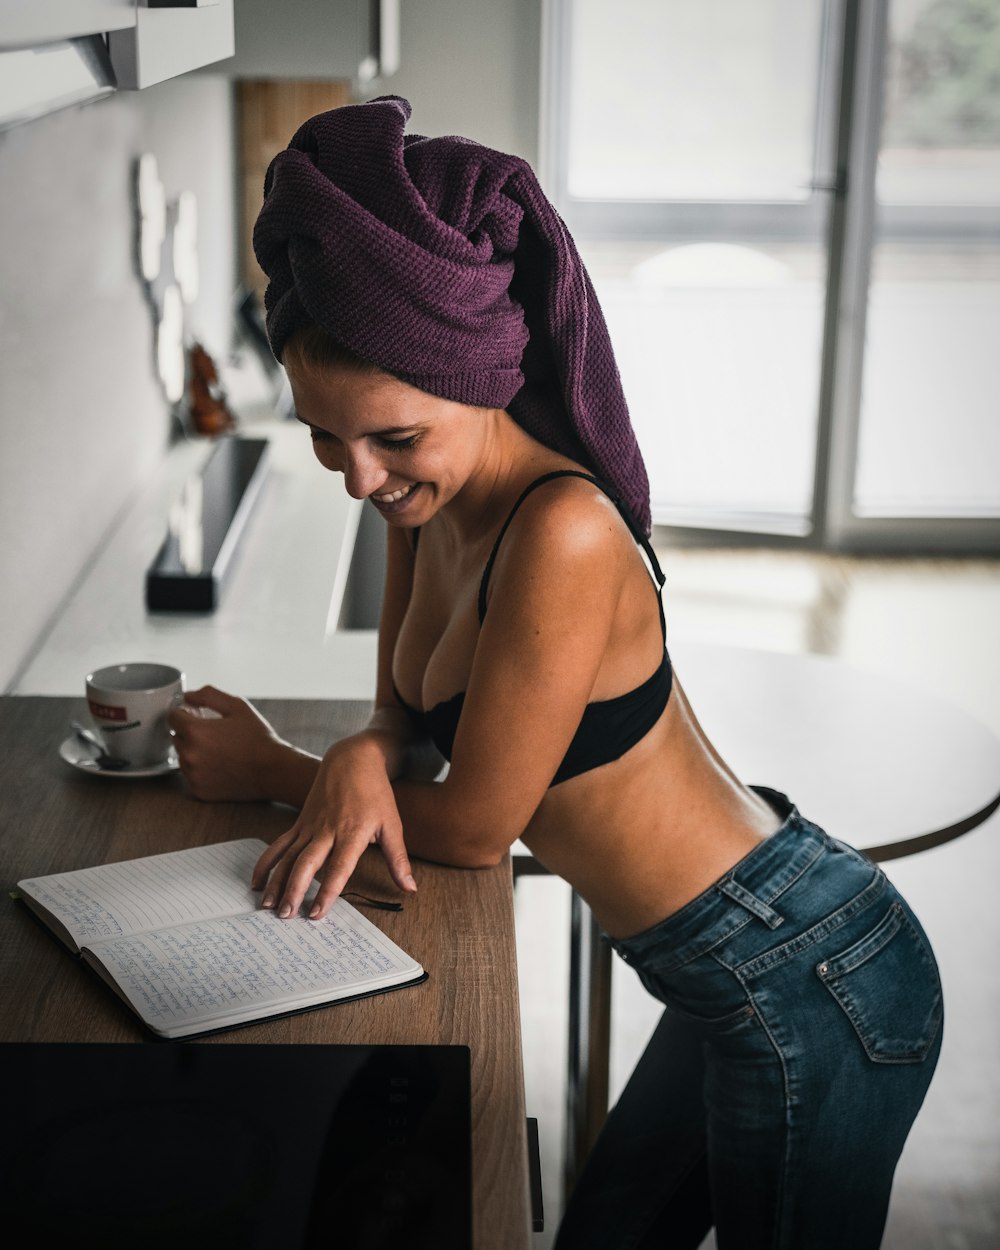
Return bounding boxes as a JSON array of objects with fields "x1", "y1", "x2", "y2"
[{"x1": 251, "y1": 829, "x2": 295, "y2": 891}]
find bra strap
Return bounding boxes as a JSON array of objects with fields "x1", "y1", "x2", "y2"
[{"x1": 477, "y1": 470, "x2": 666, "y2": 639}]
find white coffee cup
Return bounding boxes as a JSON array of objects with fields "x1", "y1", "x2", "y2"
[{"x1": 85, "y1": 662, "x2": 184, "y2": 767}]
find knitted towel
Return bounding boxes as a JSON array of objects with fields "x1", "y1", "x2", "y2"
[{"x1": 254, "y1": 96, "x2": 651, "y2": 533}]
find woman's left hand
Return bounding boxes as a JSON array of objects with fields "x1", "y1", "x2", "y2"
[
  {"x1": 251, "y1": 735, "x2": 418, "y2": 920},
  {"x1": 168, "y1": 685, "x2": 300, "y2": 802}
]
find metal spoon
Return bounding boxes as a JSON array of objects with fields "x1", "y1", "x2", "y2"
[{"x1": 70, "y1": 721, "x2": 130, "y2": 771}]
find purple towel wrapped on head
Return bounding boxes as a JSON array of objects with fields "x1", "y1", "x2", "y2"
[{"x1": 254, "y1": 95, "x2": 651, "y2": 533}]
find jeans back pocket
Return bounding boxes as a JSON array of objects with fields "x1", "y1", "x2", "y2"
[{"x1": 816, "y1": 901, "x2": 943, "y2": 1063}]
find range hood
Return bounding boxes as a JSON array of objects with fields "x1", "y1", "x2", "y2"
[{"x1": 0, "y1": 35, "x2": 116, "y2": 132}]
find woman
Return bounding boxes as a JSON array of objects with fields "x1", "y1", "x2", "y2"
[{"x1": 170, "y1": 98, "x2": 942, "y2": 1249}]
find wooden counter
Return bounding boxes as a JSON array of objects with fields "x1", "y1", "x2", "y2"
[{"x1": 0, "y1": 695, "x2": 531, "y2": 1250}]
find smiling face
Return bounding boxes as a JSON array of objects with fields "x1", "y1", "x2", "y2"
[{"x1": 284, "y1": 350, "x2": 497, "y2": 525}]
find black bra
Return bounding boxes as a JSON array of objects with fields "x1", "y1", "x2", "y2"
[{"x1": 393, "y1": 471, "x2": 672, "y2": 787}]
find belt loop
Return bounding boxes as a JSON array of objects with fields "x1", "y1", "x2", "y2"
[{"x1": 717, "y1": 878, "x2": 785, "y2": 929}]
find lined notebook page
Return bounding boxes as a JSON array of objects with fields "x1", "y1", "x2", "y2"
[
  {"x1": 19, "y1": 839, "x2": 266, "y2": 946},
  {"x1": 88, "y1": 899, "x2": 422, "y2": 1035}
]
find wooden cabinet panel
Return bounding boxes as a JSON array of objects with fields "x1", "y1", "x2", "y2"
[{"x1": 239, "y1": 80, "x2": 352, "y2": 298}]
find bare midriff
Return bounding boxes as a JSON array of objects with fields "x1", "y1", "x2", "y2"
[{"x1": 519, "y1": 678, "x2": 783, "y2": 940}]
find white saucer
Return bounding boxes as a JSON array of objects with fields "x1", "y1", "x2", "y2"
[{"x1": 60, "y1": 735, "x2": 180, "y2": 779}]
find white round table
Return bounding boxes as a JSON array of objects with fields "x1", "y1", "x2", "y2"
[{"x1": 672, "y1": 642, "x2": 1000, "y2": 859}]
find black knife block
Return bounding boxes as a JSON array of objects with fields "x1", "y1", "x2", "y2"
[{"x1": 145, "y1": 437, "x2": 271, "y2": 612}]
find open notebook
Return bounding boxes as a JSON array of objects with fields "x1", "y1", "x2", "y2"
[{"x1": 17, "y1": 838, "x2": 426, "y2": 1039}]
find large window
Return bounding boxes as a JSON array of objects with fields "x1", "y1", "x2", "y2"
[
  {"x1": 565, "y1": 0, "x2": 825, "y2": 203},
  {"x1": 544, "y1": 0, "x2": 1000, "y2": 550},
  {"x1": 854, "y1": 0, "x2": 1000, "y2": 519}
]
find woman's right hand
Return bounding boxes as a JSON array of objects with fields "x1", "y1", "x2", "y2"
[
  {"x1": 252, "y1": 734, "x2": 415, "y2": 920},
  {"x1": 168, "y1": 685, "x2": 298, "y2": 803}
]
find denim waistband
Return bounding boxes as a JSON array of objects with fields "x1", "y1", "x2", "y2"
[{"x1": 612, "y1": 786, "x2": 837, "y2": 976}]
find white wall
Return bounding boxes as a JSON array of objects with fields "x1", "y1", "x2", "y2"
[
  {"x1": 0, "y1": 75, "x2": 237, "y2": 690},
  {"x1": 366, "y1": 0, "x2": 541, "y2": 164},
  {"x1": 229, "y1": 0, "x2": 541, "y2": 164}
]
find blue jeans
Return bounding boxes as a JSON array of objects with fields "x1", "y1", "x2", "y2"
[{"x1": 555, "y1": 788, "x2": 943, "y2": 1250}]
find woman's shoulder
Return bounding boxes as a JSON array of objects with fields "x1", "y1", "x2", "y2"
[
  {"x1": 508, "y1": 467, "x2": 633, "y2": 544},
  {"x1": 489, "y1": 467, "x2": 636, "y2": 590}
]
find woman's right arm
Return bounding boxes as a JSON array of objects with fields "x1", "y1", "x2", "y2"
[{"x1": 170, "y1": 522, "x2": 433, "y2": 804}]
